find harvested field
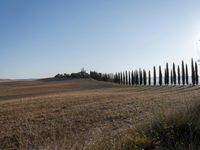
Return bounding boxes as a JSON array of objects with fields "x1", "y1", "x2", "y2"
[{"x1": 0, "y1": 79, "x2": 200, "y2": 149}]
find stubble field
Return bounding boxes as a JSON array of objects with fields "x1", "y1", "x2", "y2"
[{"x1": 0, "y1": 79, "x2": 200, "y2": 149}]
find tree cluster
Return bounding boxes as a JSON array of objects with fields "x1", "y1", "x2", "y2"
[{"x1": 90, "y1": 71, "x2": 114, "y2": 82}]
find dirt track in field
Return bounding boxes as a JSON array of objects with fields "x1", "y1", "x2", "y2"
[{"x1": 0, "y1": 79, "x2": 199, "y2": 149}]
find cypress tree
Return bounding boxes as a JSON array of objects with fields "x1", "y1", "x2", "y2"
[
  {"x1": 159, "y1": 66, "x2": 162, "y2": 86},
  {"x1": 104, "y1": 73, "x2": 108, "y2": 81},
  {"x1": 173, "y1": 63, "x2": 176, "y2": 85},
  {"x1": 124, "y1": 71, "x2": 126, "y2": 85},
  {"x1": 99, "y1": 73, "x2": 102, "y2": 81},
  {"x1": 148, "y1": 70, "x2": 151, "y2": 86},
  {"x1": 114, "y1": 73, "x2": 117, "y2": 83},
  {"x1": 186, "y1": 64, "x2": 189, "y2": 85},
  {"x1": 123, "y1": 72, "x2": 125, "y2": 85},
  {"x1": 171, "y1": 70, "x2": 173, "y2": 85},
  {"x1": 143, "y1": 70, "x2": 145, "y2": 85},
  {"x1": 134, "y1": 71, "x2": 136, "y2": 85},
  {"x1": 178, "y1": 65, "x2": 180, "y2": 85},
  {"x1": 116, "y1": 73, "x2": 118, "y2": 83},
  {"x1": 120, "y1": 72, "x2": 123, "y2": 84},
  {"x1": 118, "y1": 72, "x2": 120, "y2": 84},
  {"x1": 131, "y1": 71, "x2": 134, "y2": 85},
  {"x1": 139, "y1": 69, "x2": 143, "y2": 85},
  {"x1": 119, "y1": 72, "x2": 120, "y2": 84},
  {"x1": 182, "y1": 61, "x2": 185, "y2": 85},
  {"x1": 108, "y1": 74, "x2": 110, "y2": 81},
  {"x1": 166, "y1": 63, "x2": 169, "y2": 85},
  {"x1": 118, "y1": 73, "x2": 120, "y2": 83},
  {"x1": 191, "y1": 58, "x2": 195, "y2": 85},
  {"x1": 195, "y1": 62, "x2": 198, "y2": 85},
  {"x1": 119, "y1": 73, "x2": 121, "y2": 84},
  {"x1": 143, "y1": 70, "x2": 147, "y2": 85},
  {"x1": 135, "y1": 70, "x2": 139, "y2": 85},
  {"x1": 145, "y1": 70, "x2": 147, "y2": 85},
  {"x1": 164, "y1": 69, "x2": 167, "y2": 85},
  {"x1": 118, "y1": 72, "x2": 119, "y2": 84},
  {"x1": 153, "y1": 66, "x2": 156, "y2": 86},
  {"x1": 125, "y1": 71, "x2": 128, "y2": 85},
  {"x1": 129, "y1": 71, "x2": 131, "y2": 85}
]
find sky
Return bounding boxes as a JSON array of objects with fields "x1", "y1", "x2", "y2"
[{"x1": 0, "y1": 0, "x2": 200, "y2": 79}]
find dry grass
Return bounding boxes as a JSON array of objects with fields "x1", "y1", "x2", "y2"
[
  {"x1": 0, "y1": 79, "x2": 200, "y2": 149},
  {"x1": 119, "y1": 103, "x2": 200, "y2": 150}
]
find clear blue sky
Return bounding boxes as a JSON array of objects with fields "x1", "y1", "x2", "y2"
[{"x1": 0, "y1": 0, "x2": 200, "y2": 79}]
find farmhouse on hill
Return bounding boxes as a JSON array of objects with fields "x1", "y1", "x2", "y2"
[{"x1": 55, "y1": 68, "x2": 90, "y2": 79}]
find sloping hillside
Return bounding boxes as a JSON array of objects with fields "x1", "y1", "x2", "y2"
[
  {"x1": 0, "y1": 79, "x2": 200, "y2": 149},
  {"x1": 0, "y1": 79, "x2": 116, "y2": 101}
]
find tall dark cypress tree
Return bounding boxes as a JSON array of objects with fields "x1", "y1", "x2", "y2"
[
  {"x1": 195, "y1": 62, "x2": 198, "y2": 85},
  {"x1": 114, "y1": 73, "x2": 117, "y2": 83},
  {"x1": 104, "y1": 73, "x2": 108, "y2": 81},
  {"x1": 115, "y1": 73, "x2": 118, "y2": 83},
  {"x1": 118, "y1": 72, "x2": 120, "y2": 84},
  {"x1": 164, "y1": 69, "x2": 167, "y2": 85},
  {"x1": 135, "y1": 70, "x2": 139, "y2": 85},
  {"x1": 166, "y1": 63, "x2": 169, "y2": 85},
  {"x1": 143, "y1": 70, "x2": 147, "y2": 85},
  {"x1": 113, "y1": 73, "x2": 116, "y2": 83},
  {"x1": 148, "y1": 70, "x2": 151, "y2": 86},
  {"x1": 121, "y1": 72, "x2": 122, "y2": 84},
  {"x1": 186, "y1": 64, "x2": 189, "y2": 85},
  {"x1": 134, "y1": 71, "x2": 136, "y2": 85},
  {"x1": 129, "y1": 71, "x2": 131, "y2": 85},
  {"x1": 182, "y1": 61, "x2": 185, "y2": 85},
  {"x1": 134, "y1": 71, "x2": 137, "y2": 85},
  {"x1": 125, "y1": 71, "x2": 128, "y2": 85},
  {"x1": 123, "y1": 72, "x2": 126, "y2": 85},
  {"x1": 143, "y1": 70, "x2": 145, "y2": 85},
  {"x1": 117, "y1": 73, "x2": 119, "y2": 84},
  {"x1": 131, "y1": 71, "x2": 134, "y2": 85},
  {"x1": 116, "y1": 73, "x2": 119, "y2": 83},
  {"x1": 120, "y1": 72, "x2": 123, "y2": 84},
  {"x1": 154, "y1": 66, "x2": 156, "y2": 86},
  {"x1": 139, "y1": 69, "x2": 143, "y2": 85},
  {"x1": 191, "y1": 58, "x2": 195, "y2": 85},
  {"x1": 171, "y1": 70, "x2": 173, "y2": 85},
  {"x1": 159, "y1": 66, "x2": 162, "y2": 86},
  {"x1": 173, "y1": 63, "x2": 176, "y2": 85},
  {"x1": 178, "y1": 65, "x2": 180, "y2": 85}
]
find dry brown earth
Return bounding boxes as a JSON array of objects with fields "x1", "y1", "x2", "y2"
[{"x1": 0, "y1": 79, "x2": 199, "y2": 149}]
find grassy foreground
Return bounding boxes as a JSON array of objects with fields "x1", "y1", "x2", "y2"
[{"x1": 120, "y1": 103, "x2": 200, "y2": 150}]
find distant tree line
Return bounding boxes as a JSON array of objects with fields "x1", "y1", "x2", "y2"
[
  {"x1": 90, "y1": 58, "x2": 199, "y2": 86},
  {"x1": 55, "y1": 59, "x2": 199, "y2": 86},
  {"x1": 90, "y1": 71, "x2": 114, "y2": 82}
]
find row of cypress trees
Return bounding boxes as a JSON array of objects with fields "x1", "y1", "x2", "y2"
[{"x1": 113, "y1": 59, "x2": 199, "y2": 86}]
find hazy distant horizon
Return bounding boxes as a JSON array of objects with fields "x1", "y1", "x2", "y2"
[{"x1": 1, "y1": 0, "x2": 200, "y2": 79}]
